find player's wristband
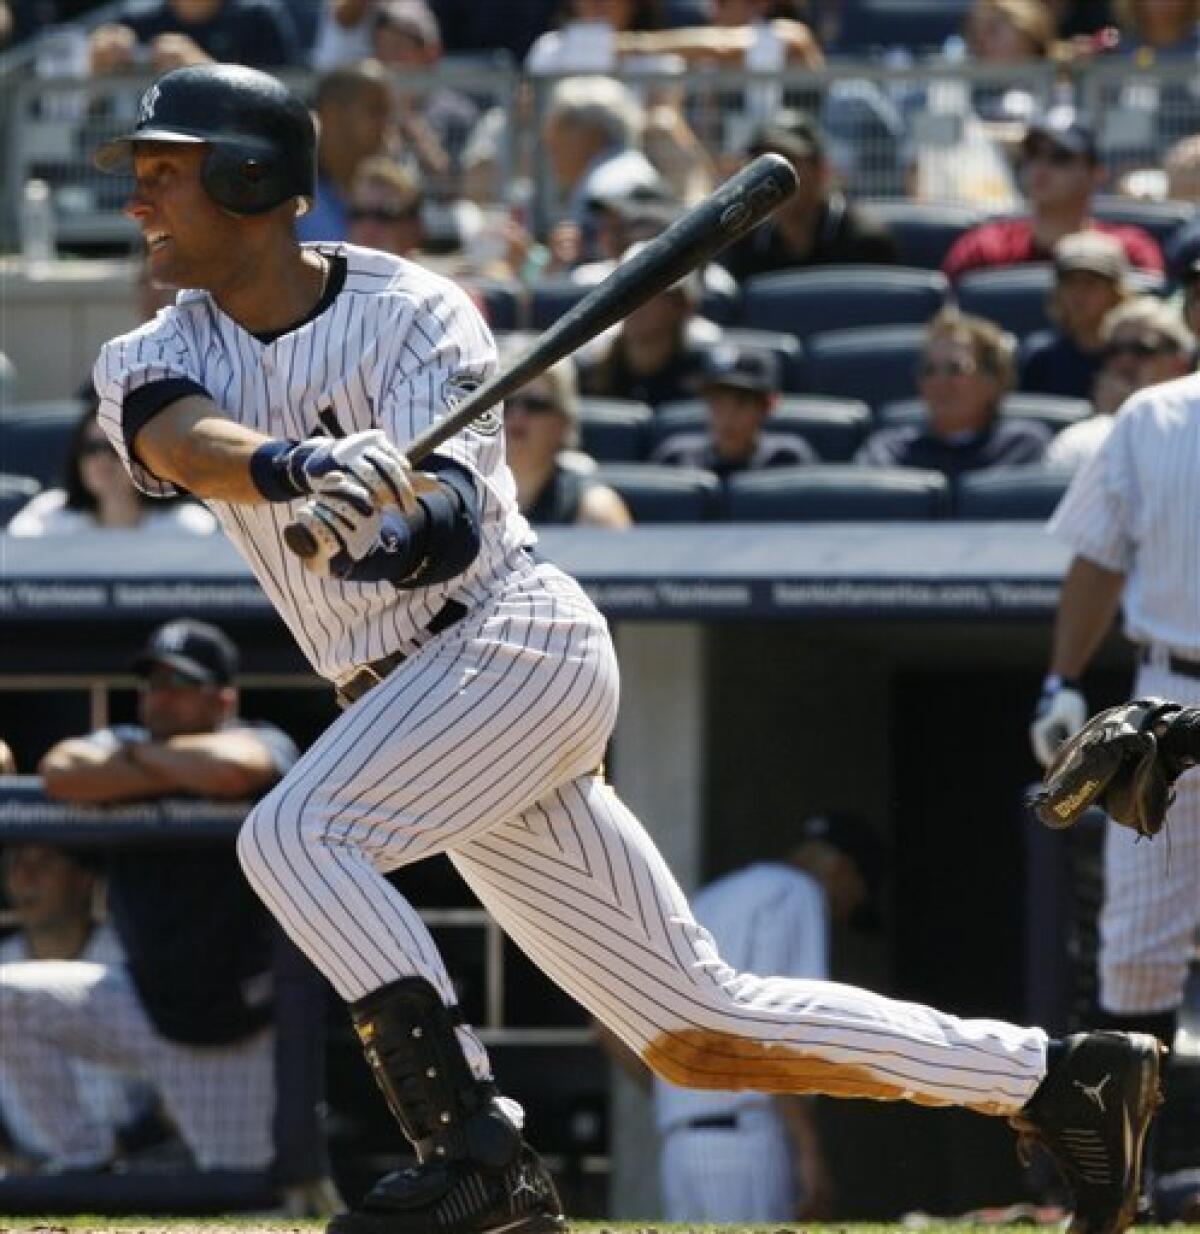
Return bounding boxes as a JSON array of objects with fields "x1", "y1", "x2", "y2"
[
  {"x1": 1042, "y1": 674, "x2": 1079, "y2": 695},
  {"x1": 250, "y1": 439, "x2": 317, "y2": 502}
]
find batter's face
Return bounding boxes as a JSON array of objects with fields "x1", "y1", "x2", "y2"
[
  {"x1": 137, "y1": 665, "x2": 232, "y2": 740},
  {"x1": 125, "y1": 143, "x2": 248, "y2": 292}
]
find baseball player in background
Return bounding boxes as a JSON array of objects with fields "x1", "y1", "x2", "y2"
[
  {"x1": 1031, "y1": 339, "x2": 1200, "y2": 1069},
  {"x1": 93, "y1": 63, "x2": 1163, "y2": 1234}
]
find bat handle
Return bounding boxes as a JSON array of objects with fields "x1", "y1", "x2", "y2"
[{"x1": 283, "y1": 521, "x2": 319, "y2": 559}]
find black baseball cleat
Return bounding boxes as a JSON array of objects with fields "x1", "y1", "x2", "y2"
[
  {"x1": 1010, "y1": 1031, "x2": 1164, "y2": 1234},
  {"x1": 327, "y1": 1144, "x2": 566, "y2": 1234}
]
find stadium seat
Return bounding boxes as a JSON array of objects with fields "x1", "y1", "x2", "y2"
[
  {"x1": 742, "y1": 266, "x2": 948, "y2": 341},
  {"x1": 952, "y1": 467, "x2": 1074, "y2": 521},
  {"x1": 878, "y1": 393, "x2": 1092, "y2": 433},
  {"x1": 652, "y1": 396, "x2": 872, "y2": 463},
  {"x1": 576, "y1": 397, "x2": 653, "y2": 462},
  {"x1": 1091, "y1": 195, "x2": 1194, "y2": 251},
  {"x1": 724, "y1": 465, "x2": 950, "y2": 521},
  {"x1": 803, "y1": 324, "x2": 926, "y2": 411},
  {"x1": 0, "y1": 400, "x2": 82, "y2": 487},
  {"x1": 529, "y1": 277, "x2": 587, "y2": 331},
  {"x1": 0, "y1": 474, "x2": 40, "y2": 528},
  {"x1": 465, "y1": 277, "x2": 522, "y2": 332},
  {"x1": 858, "y1": 200, "x2": 984, "y2": 270},
  {"x1": 591, "y1": 463, "x2": 720, "y2": 522},
  {"x1": 832, "y1": 0, "x2": 972, "y2": 53},
  {"x1": 719, "y1": 328, "x2": 806, "y2": 392},
  {"x1": 954, "y1": 265, "x2": 1055, "y2": 338}
]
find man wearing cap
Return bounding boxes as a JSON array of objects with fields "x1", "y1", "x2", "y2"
[
  {"x1": 0, "y1": 620, "x2": 297, "y2": 1177},
  {"x1": 1045, "y1": 296, "x2": 1196, "y2": 471},
  {"x1": 650, "y1": 811, "x2": 886, "y2": 1222},
  {"x1": 716, "y1": 110, "x2": 899, "y2": 283},
  {"x1": 651, "y1": 343, "x2": 817, "y2": 478},
  {"x1": 943, "y1": 108, "x2": 1163, "y2": 282},
  {"x1": 1019, "y1": 231, "x2": 1133, "y2": 400}
]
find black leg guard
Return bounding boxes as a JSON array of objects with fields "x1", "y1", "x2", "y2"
[{"x1": 330, "y1": 977, "x2": 565, "y2": 1234}]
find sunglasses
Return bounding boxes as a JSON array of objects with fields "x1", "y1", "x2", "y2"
[
  {"x1": 1101, "y1": 338, "x2": 1176, "y2": 361},
  {"x1": 349, "y1": 205, "x2": 419, "y2": 224},
  {"x1": 506, "y1": 393, "x2": 559, "y2": 414},
  {"x1": 917, "y1": 358, "x2": 977, "y2": 379},
  {"x1": 1022, "y1": 143, "x2": 1084, "y2": 167}
]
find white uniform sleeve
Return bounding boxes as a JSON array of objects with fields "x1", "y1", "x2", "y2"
[
  {"x1": 1046, "y1": 399, "x2": 1141, "y2": 573},
  {"x1": 378, "y1": 279, "x2": 499, "y2": 479},
  {"x1": 92, "y1": 309, "x2": 206, "y2": 499}
]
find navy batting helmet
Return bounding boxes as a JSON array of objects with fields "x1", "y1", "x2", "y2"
[{"x1": 94, "y1": 64, "x2": 317, "y2": 216}]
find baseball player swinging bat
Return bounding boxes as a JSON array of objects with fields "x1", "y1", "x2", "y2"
[{"x1": 282, "y1": 151, "x2": 799, "y2": 558}]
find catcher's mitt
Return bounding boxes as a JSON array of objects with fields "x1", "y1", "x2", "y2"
[{"x1": 1032, "y1": 698, "x2": 1185, "y2": 837}]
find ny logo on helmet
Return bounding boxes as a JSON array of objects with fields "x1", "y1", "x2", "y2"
[{"x1": 138, "y1": 83, "x2": 162, "y2": 125}]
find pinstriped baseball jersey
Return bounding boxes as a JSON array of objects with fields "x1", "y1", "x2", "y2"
[
  {"x1": 94, "y1": 243, "x2": 532, "y2": 681},
  {"x1": 1049, "y1": 372, "x2": 1200, "y2": 655}
]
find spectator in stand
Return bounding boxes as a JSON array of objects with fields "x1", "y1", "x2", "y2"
[
  {"x1": 366, "y1": 2, "x2": 478, "y2": 201},
  {"x1": 347, "y1": 157, "x2": 424, "y2": 258},
  {"x1": 577, "y1": 246, "x2": 717, "y2": 406},
  {"x1": 297, "y1": 60, "x2": 396, "y2": 243},
  {"x1": 716, "y1": 111, "x2": 899, "y2": 283},
  {"x1": 88, "y1": 0, "x2": 300, "y2": 74},
  {"x1": 8, "y1": 405, "x2": 216, "y2": 537},
  {"x1": 0, "y1": 843, "x2": 154, "y2": 1172},
  {"x1": 1019, "y1": 231, "x2": 1132, "y2": 399},
  {"x1": 526, "y1": 0, "x2": 659, "y2": 76},
  {"x1": 652, "y1": 343, "x2": 817, "y2": 479},
  {"x1": 542, "y1": 75, "x2": 668, "y2": 251},
  {"x1": 1046, "y1": 295, "x2": 1196, "y2": 470},
  {"x1": 0, "y1": 621, "x2": 296, "y2": 1176},
  {"x1": 942, "y1": 108, "x2": 1164, "y2": 282},
  {"x1": 503, "y1": 354, "x2": 632, "y2": 528},
  {"x1": 856, "y1": 308, "x2": 1049, "y2": 478},
  {"x1": 1181, "y1": 257, "x2": 1200, "y2": 339},
  {"x1": 0, "y1": 740, "x2": 13, "y2": 774},
  {"x1": 1107, "y1": 0, "x2": 1200, "y2": 59}
]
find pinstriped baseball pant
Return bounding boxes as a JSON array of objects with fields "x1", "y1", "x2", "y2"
[
  {"x1": 1100, "y1": 662, "x2": 1200, "y2": 1014},
  {"x1": 238, "y1": 559, "x2": 1048, "y2": 1116}
]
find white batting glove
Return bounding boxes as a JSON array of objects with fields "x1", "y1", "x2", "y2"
[
  {"x1": 1030, "y1": 681, "x2": 1088, "y2": 768},
  {"x1": 293, "y1": 485, "x2": 383, "y2": 578},
  {"x1": 296, "y1": 430, "x2": 418, "y2": 513}
]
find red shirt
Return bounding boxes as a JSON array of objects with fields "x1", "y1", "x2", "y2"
[{"x1": 942, "y1": 217, "x2": 1164, "y2": 281}]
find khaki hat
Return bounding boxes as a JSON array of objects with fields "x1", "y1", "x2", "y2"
[{"x1": 1054, "y1": 231, "x2": 1129, "y2": 284}]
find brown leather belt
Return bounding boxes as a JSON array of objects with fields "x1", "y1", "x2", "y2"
[
  {"x1": 336, "y1": 599, "x2": 467, "y2": 707},
  {"x1": 1138, "y1": 644, "x2": 1200, "y2": 680}
]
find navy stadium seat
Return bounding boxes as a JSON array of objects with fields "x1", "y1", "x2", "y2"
[
  {"x1": 465, "y1": 277, "x2": 521, "y2": 332},
  {"x1": 742, "y1": 266, "x2": 947, "y2": 341},
  {"x1": 952, "y1": 467, "x2": 1074, "y2": 521},
  {"x1": 832, "y1": 0, "x2": 972, "y2": 53},
  {"x1": 591, "y1": 463, "x2": 720, "y2": 522},
  {"x1": 858, "y1": 200, "x2": 984, "y2": 270},
  {"x1": 954, "y1": 265, "x2": 1055, "y2": 339},
  {"x1": 878, "y1": 393, "x2": 1092, "y2": 434},
  {"x1": 652, "y1": 396, "x2": 872, "y2": 462},
  {"x1": 528, "y1": 277, "x2": 586, "y2": 331},
  {"x1": 1090, "y1": 195, "x2": 1194, "y2": 251},
  {"x1": 718, "y1": 328, "x2": 806, "y2": 392},
  {"x1": 0, "y1": 400, "x2": 82, "y2": 487},
  {"x1": 0, "y1": 474, "x2": 40, "y2": 528},
  {"x1": 576, "y1": 398, "x2": 653, "y2": 462},
  {"x1": 724, "y1": 465, "x2": 950, "y2": 521},
  {"x1": 803, "y1": 324, "x2": 926, "y2": 411}
]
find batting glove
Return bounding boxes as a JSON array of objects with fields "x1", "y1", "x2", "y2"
[
  {"x1": 292, "y1": 485, "x2": 383, "y2": 578},
  {"x1": 1030, "y1": 679, "x2": 1088, "y2": 768},
  {"x1": 295, "y1": 430, "x2": 418, "y2": 513}
]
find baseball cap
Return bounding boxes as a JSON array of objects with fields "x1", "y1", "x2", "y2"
[
  {"x1": 374, "y1": 0, "x2": 441, "y2": 46},
  {"x1": 746, "y1": 109, "x2": 824, "y2": 164},
  {"x1": 131, "y1": 619, "x2": 239, "y2": 686},
  {"x1": 1053, "y1": 231, "x2": 1129, "y2": 283},
  {"x1": 795, "y1": 812, "x2": 886, "y2": 930},
  {"x1": 702, "y1": 343, "x2": 779, "y2": 395},
  {"x1": 1022, "y1": 106, "x2": 1097, "y2": 161}
]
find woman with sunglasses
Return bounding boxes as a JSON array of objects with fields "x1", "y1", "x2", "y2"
[
  {"x1": 346, "y1": 157, "x2": 425, "y2": 260},
  {"x1": 8, "y1": 401, "x2": 216, "y2": 537},
  {"x1": 855, "y1": 307, "x2": 1050, "y2": 478},
  {"x1": 503, "y1": 354, "x2": 631, "y2": 529}
]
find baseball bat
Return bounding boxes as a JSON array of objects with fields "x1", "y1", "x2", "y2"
[{"x1": 284, "y1": 152, "x2": 799, "y2": 558}]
